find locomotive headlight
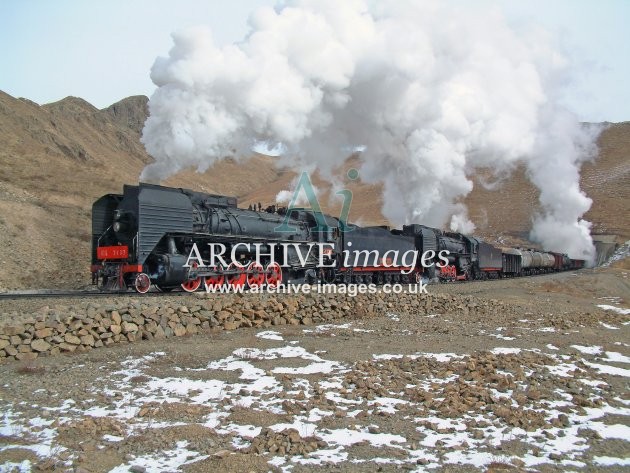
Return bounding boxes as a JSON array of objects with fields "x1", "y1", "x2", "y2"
[{"x1": 113, "y1": 209, "x2": 133, "y2": 234}]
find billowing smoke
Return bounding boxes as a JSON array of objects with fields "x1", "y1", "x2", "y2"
[{"x1": 141, "y1": 0, "x2": 599, "y2": 261}]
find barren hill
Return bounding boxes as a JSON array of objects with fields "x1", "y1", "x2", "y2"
[
  {"x1": 0, "y1": 91, "x2": 279, "y2": 290},
  {"x1": 0, "y1": 90, "x2": 627, "y2": 290}
]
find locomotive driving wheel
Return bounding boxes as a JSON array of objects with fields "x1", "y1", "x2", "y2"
[
  {"x1": 247, "y1": 262, "x2": 265, "y2": 288},
  {"x1": 265, "y1": 262, "x2": 283, "y2": 288},
  {"x1": 226, "y1": 262, "x2": 247, "y2": 289},
  {"x1": 203, "y1": 265, "x2": 225, "y2": 291},
  {"x1": 181, "y1": 262, "x2": 202, "y2": 292},
  {"x1": 134, "y1": 273, "x2": 151, "y2": 294}
]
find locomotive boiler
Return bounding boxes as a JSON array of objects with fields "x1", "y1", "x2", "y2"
[{"x1": 92, "y1": 183, "x2": 330, "y2": 292}]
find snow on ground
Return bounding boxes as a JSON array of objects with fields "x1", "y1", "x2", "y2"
[
  {"x1": 1, "y1": 321, "x2": 629, "y2": 472},
  {"x1": 600, "y1": 322, "x2": 621, "y2": 330},
  {"x1": 109, "y1": 441, "x2": 208, "y2": 472},
  {"x1": 605, "y1": 351, "x2": 630, "y2": 363},
  {"x1": 572, "y1": 345, "x2": 603, "y2": 355},
  {"x1": 601, "y1": 240, "x2": 630, "y2": 267},
  {"x1": 256, "y1": 330, "x2": 284, "y2": 341},
  {"x1": 597, "y1": 304, "x2": 630, "y2": 315}
]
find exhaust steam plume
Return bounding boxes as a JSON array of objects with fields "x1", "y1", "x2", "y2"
[{"x1": 140, "y1": 0, "x2": 599, "y2": 261}]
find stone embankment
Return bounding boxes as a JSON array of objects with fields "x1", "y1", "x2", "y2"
[{"x1": 0, "y1": 292, "x2": 511, "y2": 362}]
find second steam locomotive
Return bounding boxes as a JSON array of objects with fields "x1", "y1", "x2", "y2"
[{"x1": 91, "y1": 183, "x2": 585, "y2": 293}]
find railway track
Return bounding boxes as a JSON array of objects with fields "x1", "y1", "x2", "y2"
[
  {"x1": 0, "y1": 290, "x2": 188, "y2": 300},
  {"x1": 0, "y1": 270, "x2": 581, "y2": 300}
]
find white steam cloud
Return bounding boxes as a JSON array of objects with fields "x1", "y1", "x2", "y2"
[{"x1": 141, "y1": 0, "x2": 599, "y2": 261}]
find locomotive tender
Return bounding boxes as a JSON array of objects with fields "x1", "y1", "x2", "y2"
[{"x1": 91, "y1": 183, "x2": 585, "y2": 293}]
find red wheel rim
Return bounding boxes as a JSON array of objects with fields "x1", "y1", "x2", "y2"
[
  {"x1": 247, "y1": 262, "x2": 265, "y2": 288},
  {"x1": 203, "y1": 265, "x2": 225, "y2": 291},
  {"x1": 134, "y1": 273, "x2": 151, "y2": 294},
  {"x1": 265, "y1": 262, "x2": 282, "y2": 288},
  {"x1": 181, "y1": 262, "x2": 202, "y2": 292},
  {"x1": 226, "y1": 263, "x2": 246, "y2": 289}
]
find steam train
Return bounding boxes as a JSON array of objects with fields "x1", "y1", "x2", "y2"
[{"x1": 91, "y1": 183, "x2": 585, "y2": 293}]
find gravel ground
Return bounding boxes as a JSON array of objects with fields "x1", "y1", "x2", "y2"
[{"x1": 0, "y1": 267, "x2": 628, "y2": 472}]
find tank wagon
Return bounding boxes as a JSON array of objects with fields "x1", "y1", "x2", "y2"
[
  {"x1": 513, "y1": 249, "x2": 555, "y2": 275},
  {"x1": 91, "y1": 183, "x2": 586, "y2": 293}
]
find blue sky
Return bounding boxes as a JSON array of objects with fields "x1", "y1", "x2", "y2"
[{"x1": 1, "y1": 0, "x2": 628, "y2": 122}]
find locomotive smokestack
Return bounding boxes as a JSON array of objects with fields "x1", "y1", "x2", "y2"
[{"x1": 140, "y1": 0, "x2": 598, "y2": 262}]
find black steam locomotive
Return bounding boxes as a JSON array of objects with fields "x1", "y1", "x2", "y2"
[{"x1": 91, "y1": 183, "x2": 584, "y2": 293}]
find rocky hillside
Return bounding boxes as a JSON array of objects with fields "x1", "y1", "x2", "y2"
[
  {"x1": 0, "y1": 89, "x2": 627, "y2": 290},
  {"x1": 0, "y1": 91, "x2": 279, "y2": 290}
]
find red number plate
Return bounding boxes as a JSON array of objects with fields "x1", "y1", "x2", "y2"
[{"x1": 97, "y1": 246, "x2": 129, "y2": 260}]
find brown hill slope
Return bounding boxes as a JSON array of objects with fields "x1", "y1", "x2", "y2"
[
  {"x1": 0, "y1": 91, "x2": 278, "y2": 290},
  {"x1": 0, "y1": 90, "x2": 627, "y2": 290},
  {"x1": 582, "y1": 122, "x2": 630, "y2": 237}
]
